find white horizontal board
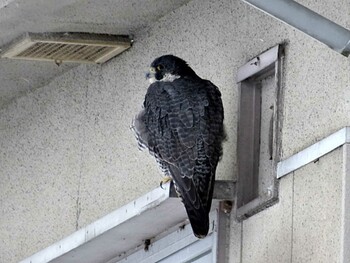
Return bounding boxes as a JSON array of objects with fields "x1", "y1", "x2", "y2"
[{"x1": 277, "y1": 127, "x2": 350, "y2": 178}]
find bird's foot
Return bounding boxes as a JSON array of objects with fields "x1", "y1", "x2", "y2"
[{"x1": 160, "y1": 176, "x2": 172, "y2": 189}]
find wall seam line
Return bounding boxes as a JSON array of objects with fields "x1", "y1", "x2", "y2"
[
  {"x1": 290, "y1": 171, "x2": 295, "y2": 263},
  {"x1": 75, "y1": 69, "x2": 89, "y2": 230}
]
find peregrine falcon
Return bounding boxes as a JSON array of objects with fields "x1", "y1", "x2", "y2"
[{"x1": 132, "y1": 55, "x2": 224, "y2": 238}]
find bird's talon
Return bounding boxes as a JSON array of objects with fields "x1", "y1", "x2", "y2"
[{"x1": 159, "y1": 176, "x2": 172, "y2": 189}]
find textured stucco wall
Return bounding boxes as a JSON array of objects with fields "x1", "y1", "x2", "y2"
[
  {"x1": 1, "y1": 0, "x2": 350, "y2": 262},
  {"x1": 232, "y1": 148, "x2": 343, "y2": 262},
  {"x1": 292, "y1": 148, "x2": 343, "y2": 262}
]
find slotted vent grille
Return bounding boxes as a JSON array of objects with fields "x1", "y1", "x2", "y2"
[{"x1": 1, "y1": 33, "x2": 131, "y2": 64}]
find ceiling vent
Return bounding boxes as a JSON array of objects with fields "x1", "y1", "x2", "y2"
[{"x1": 1, "y1": 32, "x2": 132, "y2": 64}]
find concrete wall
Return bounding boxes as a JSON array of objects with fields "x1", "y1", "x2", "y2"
[
  {"x1": 230, "y1": 148, "x2": 344, "y2": 262},
  {"x1": 1, "y1": 0, "x2": 349, "y2": 262}
]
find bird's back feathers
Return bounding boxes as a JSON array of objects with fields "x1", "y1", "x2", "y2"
[{"x1": 133, "y1": 57, "x2": 224, "y2": 238}]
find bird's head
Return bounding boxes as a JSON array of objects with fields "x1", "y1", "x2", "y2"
[{"x1": 146, "y1": 55, "x2": 197, "y2": 83}]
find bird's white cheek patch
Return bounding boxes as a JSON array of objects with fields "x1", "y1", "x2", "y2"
[
  {"x1": 161, "y1": 73, "x2": 180, "y2": 82},
  {"x1": 148, "y1": 77, "x2": 156, "y2": 84},
  {"x1": 148, "y1": 74, "x2": 180, "y2": 84}
]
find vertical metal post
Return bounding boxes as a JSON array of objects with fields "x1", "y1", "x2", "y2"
[
  {"x1": 237, "y1": 80, "x2": 261, "y2": 208},
  {"x1": 341, "y1": 144, "x2": 350, "y2": 262}
]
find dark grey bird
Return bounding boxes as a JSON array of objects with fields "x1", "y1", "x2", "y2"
[{"x1": 132, "y1": 55, "x2": 224, "y2": 238}]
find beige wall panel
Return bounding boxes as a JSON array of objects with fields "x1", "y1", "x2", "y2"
[
  {"x1": 292, "y1": 148, "x2": 343, "y2": 262},
  {"x1": 241, "y1": 175, "x2": 293, "y2": 263}
]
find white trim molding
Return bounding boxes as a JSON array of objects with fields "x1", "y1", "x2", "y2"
[
  {"x1": 236, "y1": 44, "x2": 279, "y2": 82},
  {"x1": 341, "y1": 143, "x2": 350, "y2": 262},
  {"x1": 277, "y1": 127, "x2": 350, "y2": 178},
  {"x1": 20, "y1": 181, "x2": 233, "y2": 263}
]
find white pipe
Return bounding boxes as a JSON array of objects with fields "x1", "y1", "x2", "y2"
[{"x1": 242, "y1": 0, "x2": 350, "y2": 56}]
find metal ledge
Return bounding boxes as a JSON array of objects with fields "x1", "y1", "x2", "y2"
[
  {"x1": 236, "y1": 45, "x2": 280, "y2": 83},
  {"x1": 277, "y1": 127, "x2": 350, "y2": 178},
  {"x1": 20, "y1": 180, "x2": 234, "y2": 263}
]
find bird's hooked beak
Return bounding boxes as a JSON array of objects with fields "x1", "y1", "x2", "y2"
[{"x1": 146, "y1": 67, "x2": 156, "y2": 83}]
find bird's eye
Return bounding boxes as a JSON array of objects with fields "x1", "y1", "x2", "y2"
[{"x1": 156, "y1": 64, "x2": 164, "y2": 71}]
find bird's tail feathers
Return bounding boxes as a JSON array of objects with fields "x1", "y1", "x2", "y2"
[
  {"x1": 185, "y1": 205, "x2": 210, "y2": 238},
  {"x1": 169, "y1": 165, "x2": 211, "y2": 238}
]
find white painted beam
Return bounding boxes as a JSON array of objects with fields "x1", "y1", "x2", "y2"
[
  {"x1": 20, "y1": 183, "x2": 178, "y2": 263},
  {"x1": 277, "y1": 127, "x2": 350, "y2": 178},
  {"x1": 341, "y1": 144, "x2": 350, "y2": 262},
  {"x1": 20, "y1": 181, "x2": 234, "y2": 263},
  {"x1": 237, "y1": 44, "x2": 279, "y2": 82}
]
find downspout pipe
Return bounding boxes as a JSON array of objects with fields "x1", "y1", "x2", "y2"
[{"x1": 242, "y1": 0, "x2": 350, "y2": 57}]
